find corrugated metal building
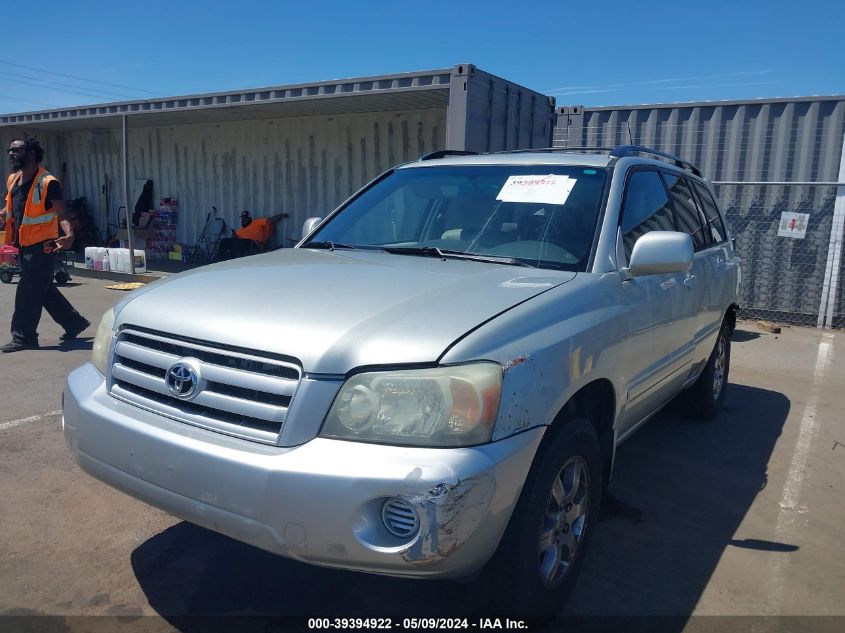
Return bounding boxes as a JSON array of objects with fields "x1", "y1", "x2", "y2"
[
  {"x1": 555, "y1": 97, "x2": 845, "y2": 328},
  {"x1": 1, "y1": 63, "x2": 555, "y2": 246}
]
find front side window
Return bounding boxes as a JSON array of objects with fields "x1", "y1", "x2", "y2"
[
  {"x1": 619, "y1": 170, "x2": 674, "y2": 261},
  {"x1": 305, "y1": 165, "x2": 608, "y2": 271}
]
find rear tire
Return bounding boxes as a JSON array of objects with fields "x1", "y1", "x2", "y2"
[
  {"x1": 683, "y1": 320, "x2": 731, "y2": 420},
  {"x1": 484, "y1": 417, "x2": 603, "y2": 616},
  {"x1": 0, "y1": 271, "x2": 12, "y2": 284}
]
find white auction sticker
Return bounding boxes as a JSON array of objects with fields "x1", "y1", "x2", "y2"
[{"x1": 496, "y1": 175, "x2": 576, "y2": 205}]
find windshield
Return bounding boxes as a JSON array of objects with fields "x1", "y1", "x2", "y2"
[{"x1": 303, "y1": 164, "x2": 608, "y2": 271}]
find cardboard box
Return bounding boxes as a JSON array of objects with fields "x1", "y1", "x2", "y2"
[{"x1": 118, "y1": 238, "x2": 148, "y2": 251}]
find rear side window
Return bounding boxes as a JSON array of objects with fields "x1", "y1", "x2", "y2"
[
  {"x1": 661, "y1": 172, "x2": 709, "y2": 251},
  {"x1": 620, "y1": 170, "x2": 674, "y2": 260},
  {"x1": 691, "y1": 180, "x2": 727, "y2": 244}
]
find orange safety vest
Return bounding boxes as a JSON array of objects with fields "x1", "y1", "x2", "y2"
[
  {"x1": 235, "y1": 217, "x2": 272, "y2": 244},
  {"x1": 4, "y1": 167, "x2": 60, "y2": 247}
]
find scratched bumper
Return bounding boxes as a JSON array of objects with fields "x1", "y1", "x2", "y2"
[{"x1": 63, "y1": 362, "x2": 544, "y2": 578}]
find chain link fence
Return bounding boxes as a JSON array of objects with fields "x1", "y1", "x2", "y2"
[{"x1": 714, "y1": 183, "x2": 843, "y2": 328}]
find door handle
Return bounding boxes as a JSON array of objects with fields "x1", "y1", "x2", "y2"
[{"x1": 683, "y1": 274, "x2": 697, "y2": 288}]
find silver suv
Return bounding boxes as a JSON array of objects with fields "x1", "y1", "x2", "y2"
[{"x1": 63, "y1": 145, "x2": 740, "y2": 613}]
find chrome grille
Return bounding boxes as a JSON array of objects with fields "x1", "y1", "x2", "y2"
[
  {"x1": 109, "y1": 328, "x2": 301, "y2": 445},
  {"x1": 381, "y1": 498, "x2": 419, "y2": 538}
]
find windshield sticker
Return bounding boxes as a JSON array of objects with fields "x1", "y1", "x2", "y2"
[{"x1": 496, "y1": 175, "x2": 576, "y2": 205}]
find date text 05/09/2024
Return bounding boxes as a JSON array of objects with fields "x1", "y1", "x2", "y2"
[{"x1": 307, "y1": 618, "x2": 529, "y2": 630}]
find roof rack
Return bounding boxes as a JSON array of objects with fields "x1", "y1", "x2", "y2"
[
  {"x1": 418, "y1": 150, "x2": 479, "y2": 161},
  {"x1": 491, "y1": 146, "x2": 617, "y2": 155},
  {"x1": 418, "y1": 145, "x2": 703, "y2": 177},
  {"x1": 610, "y1": 145, "x2": 702, "y2": 177}
]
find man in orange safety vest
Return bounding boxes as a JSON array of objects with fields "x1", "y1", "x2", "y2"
[{"x1": 1, "y1": 137, "x2": 89, "y2": 353}]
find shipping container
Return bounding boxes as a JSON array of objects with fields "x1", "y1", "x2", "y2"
[{"x1": 1, "y1": 64, "x2": 555, "y2": 247}]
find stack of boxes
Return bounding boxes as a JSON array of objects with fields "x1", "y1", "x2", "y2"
[{"x1": 148, "y1": 198, "x2": 179, "y2": 260}]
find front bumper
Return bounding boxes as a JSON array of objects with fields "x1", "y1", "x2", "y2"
[{"x1": 63, "y1": 363, "x2": 544, "y2": 578}]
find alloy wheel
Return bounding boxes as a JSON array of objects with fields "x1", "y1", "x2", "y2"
[
  {"x1": 537, "y1": 455, "x2": 590, "y2": 588},
  {"x1": 713, "y1": 335, "x2": 726, "y2": 400}
]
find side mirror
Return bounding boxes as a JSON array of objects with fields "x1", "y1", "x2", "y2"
[
  {"x1": 301, "y1": 217, "x2": 323, "y2": 240},
  {"x1": 625, "y1": 231, "x2": 693, "y2": 276}
]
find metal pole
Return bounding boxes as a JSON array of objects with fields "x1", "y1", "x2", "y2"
[
  {"x1": 122, "y1": 114, "x2": 136, "y2": 275},
  {"x1": 821, "y1": 132, "x2": 845, "y2": 328},
  {"x1": 818, "y1": 225, "x2": 836, "y2": 329}
]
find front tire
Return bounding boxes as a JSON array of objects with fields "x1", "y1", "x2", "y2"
[
  {"x1": 486, "y1": 417, "x2": 603, "y2": 615},
  {"x1": 683, "y1": 320, "x2": 731, "y2": 420}
]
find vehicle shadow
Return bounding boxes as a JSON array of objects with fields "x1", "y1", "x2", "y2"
[
  {"x1": 560, "y1": 383, "x2": 791, "y2": 619},
  {"x1": 131, "y1": 383, "x2": 789, "y2": 630},
  {"x1": 732, "y1": 328, "x2": 763, "y2": 342}
]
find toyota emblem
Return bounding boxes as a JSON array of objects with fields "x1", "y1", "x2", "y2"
[{"x1": 166, "y1": 362, "x2": 199, "y2": 398}]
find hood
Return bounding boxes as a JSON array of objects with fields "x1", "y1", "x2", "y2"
[{"x1": 116, "y1": 248, "x2": 576, "y2": 374}]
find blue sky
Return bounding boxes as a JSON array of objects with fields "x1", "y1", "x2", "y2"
[{"x1": 1, "y1": 0, "x2": 842, "y2": 114}]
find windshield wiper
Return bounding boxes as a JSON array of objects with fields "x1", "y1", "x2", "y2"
[
  {"x1": 383, "y1": 246, "x2": 535, "y2": 268},
  {"x1": 383, "y1": 246, "x2": 445, "y2": 257},
  {"x1": 304, "y1": 241, "x2": 360, "y2": 251}
]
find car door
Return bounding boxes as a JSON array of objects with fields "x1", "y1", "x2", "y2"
[
  {"x1": 691, "y1": 179, "x2": 736, "y2": 343},
  {"x1": 617, "y1": 168, "x2": 697, "y2": 436},
  {"x1": 661, "y1": 171, "x2": 714, "y2": 366}
]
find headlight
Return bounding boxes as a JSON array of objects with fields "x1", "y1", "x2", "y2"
[
  {"x1": 321, "y1": 363, "x2": 502, "y2": 447},
  {"x1": 91, "y1": 307, "x2": 115, "y2": 376}
]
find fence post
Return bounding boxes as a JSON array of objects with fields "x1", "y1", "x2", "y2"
[{"x1": 818, "y1": 132, "x2": 845, "y2": 328}]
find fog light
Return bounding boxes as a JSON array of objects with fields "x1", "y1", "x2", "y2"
[{"x1": 381, "y1": 498, "x2": 419, "y2": 538}]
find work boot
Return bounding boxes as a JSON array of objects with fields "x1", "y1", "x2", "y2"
[
  {"x1": 60, "y1": 317, "x2": 91, "y2": 342},
  {"x1": 1, "y1": 338, "x2": 40, "y2": 353}
]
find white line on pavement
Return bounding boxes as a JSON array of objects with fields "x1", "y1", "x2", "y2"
[
  {"x1": 766, "y1": 331, "x2": 834, "y2": 614},
  {"x1": 0, "y1": 409, "x2": 62, "y2": 431}
]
